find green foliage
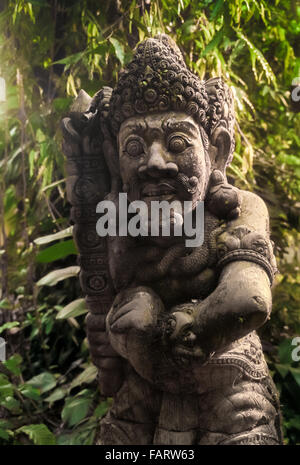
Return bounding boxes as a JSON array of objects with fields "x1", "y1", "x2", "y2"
[
  {"x1": 36, "y1": 239, "x2": 77, "y2": 263},
  {"x1": 0, "y1": 344, "x2": 110, "y2": 444},
  {"x1": 36, "y1": 266, "x2": 80, "y2": 287},
  {"x1": 16, "y1": 424, "x2": 56, "y2": 445},
  {"x1": 56, "y1": 298, "x2": 88, "y2": 320},
  {"x1": 267, "y1": 338, "x2": 300, "y2": 444},
  {"x1": 0, "y1": 0, "x2": 299, "y2": 445},
  {"x1": 0, "y1": 322, "x2": 20, "y2": 335}
]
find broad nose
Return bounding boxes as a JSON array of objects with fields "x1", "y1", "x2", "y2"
[
  {"x1": 138, "y1": 142, "x2": 178, "y2": 178},
  {"x1": 147, "y1": 142, "x2": 167, "y2": 175}
]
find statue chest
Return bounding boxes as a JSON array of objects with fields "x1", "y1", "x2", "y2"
[{"x1": 108, "y1": 211, "x2": 223, "y2": 308}]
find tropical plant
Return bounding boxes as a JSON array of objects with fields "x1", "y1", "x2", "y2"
[{"x1": 0, "y1": 0, "x2": 299, "y2": 444}]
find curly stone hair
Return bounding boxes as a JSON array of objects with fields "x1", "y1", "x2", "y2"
[{"x1": 108, "y1": 34, "x2": 235, "y2": 164}]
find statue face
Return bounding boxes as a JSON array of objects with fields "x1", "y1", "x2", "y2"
[{"x1": 118, "y1": 112, "x2": 210, "y2": 209}]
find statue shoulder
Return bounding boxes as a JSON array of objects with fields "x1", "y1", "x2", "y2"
[
  {"x1": 235, "y1": 189, "x2": 270, "y2": 236},
  {"x1": 216, "y1": 189, "x2": 277, "y2": 284}
]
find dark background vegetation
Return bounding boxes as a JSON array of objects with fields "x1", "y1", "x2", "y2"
[{"x1": 0, "y1": 0, "x2": 299, "y2": 445}]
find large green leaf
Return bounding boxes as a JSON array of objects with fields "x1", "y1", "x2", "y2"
[
  {"x1": 19, "y1": 384, "x2": 41, "y2": 401},
  {"x1": 52, "y1": 51, "x2": 84, "y2": 67},
  {"x1": 0, "y1": 321, "x2": 20, "y2": 335},
  {"x1": 93, "y1": 400, "x2": 111, "y2": 419},
  {"x1": 16, "y1": 424, "x2": 56, "y2": 445},
  {"x1": 0, "y1": 298, "x2": 11, "y2": 309},
  {"x1": 45, "y1": 387, "x2": 68, "y2": 404},
  {"x1": 3, "y1": 354, "x2": 22, "y2": 375},
  {"x1": 62, "y1": 394, "x2": 93, "y2": 427},
  {"x1": 34, "y1": 227, "x2": 73, "y2": 245},
  {"x1": 26, "y1": 372, "x2": 57, "y2": 394},
  {"x1": 0, "y1": 428, "x2": 10, "y2": 441},
  {"x1": 36, "y1": 239, "x2": 77, "y2": 263},
  {"x1": 36, "y1": 266, "x2": 80, "y2": 287},
  {"x1": 56, "y1": 420, "x2": 97, "y2": 445},
  {"x1": 56, "y1": 298, "x2": 88, "y2": 320},
  {"x1": 110, "y1": 38, "x2": 125, "y2": 66},
  {"x1": 68, "y1": 364, "x2": 98, "y2": 391},
  {"x1": 0, "y1": 396, "x2": 22, "y2": 414},
  {"x1": 0, "y1": 375, "x2": 14, "y2": 401}
]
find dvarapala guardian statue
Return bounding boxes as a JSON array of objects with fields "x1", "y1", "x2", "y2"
[{"x1": 62, "y1": 35, "x2": 282, "y2": 445}]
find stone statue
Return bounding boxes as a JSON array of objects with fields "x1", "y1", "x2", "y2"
[{"x1": 62, "y1": 35, "x2": 283, "y2": 445}]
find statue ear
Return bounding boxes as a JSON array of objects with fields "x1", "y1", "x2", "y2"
[{"x1": 210, "y1": 127, "x2": 232, "y2": 174}]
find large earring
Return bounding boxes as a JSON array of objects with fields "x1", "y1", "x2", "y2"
[{"x1": 206, "y1": 170, "x2": 241, "y2": 220}]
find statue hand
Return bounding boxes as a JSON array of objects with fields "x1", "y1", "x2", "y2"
[
  {"x1": 165, "y1": 302, "x2": 206, "y2": 363},
  {"x1": 107, "y1": 286, "x2": 164, "y2": 335}
]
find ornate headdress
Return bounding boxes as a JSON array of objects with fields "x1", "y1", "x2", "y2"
[{"x1": 108, "y1": 34, "x2": 235, "y2": 163}]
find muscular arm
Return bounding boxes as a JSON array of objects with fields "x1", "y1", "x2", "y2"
[
  {"x1": 191, "y1": 261, "x2": 271, "y2": 355},
  {"x1": 169, "y1": 190, "x2": 276, "y2": 359},
  {"x1": 106, "y1": 190, "x2": 276, "y2": 377}
]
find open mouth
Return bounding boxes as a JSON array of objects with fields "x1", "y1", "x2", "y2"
[
  {"x1": 174, "y1": 344, "x2": 204, "y2": 359},
  {"x1": 141, "y1": 183, "x2": 176, "y2": 199}
]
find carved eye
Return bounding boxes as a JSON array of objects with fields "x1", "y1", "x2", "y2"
[
  {"x1": 125, "y1": 139, "x2": 144, "y2": 157},
  {"x1": 168, "y1": 136, "x2": 187, "y2": 153}
]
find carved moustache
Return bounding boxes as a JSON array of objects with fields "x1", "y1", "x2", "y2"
[{"x1": 124, "y1": 174, "x2": 199, "y2": 200}]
